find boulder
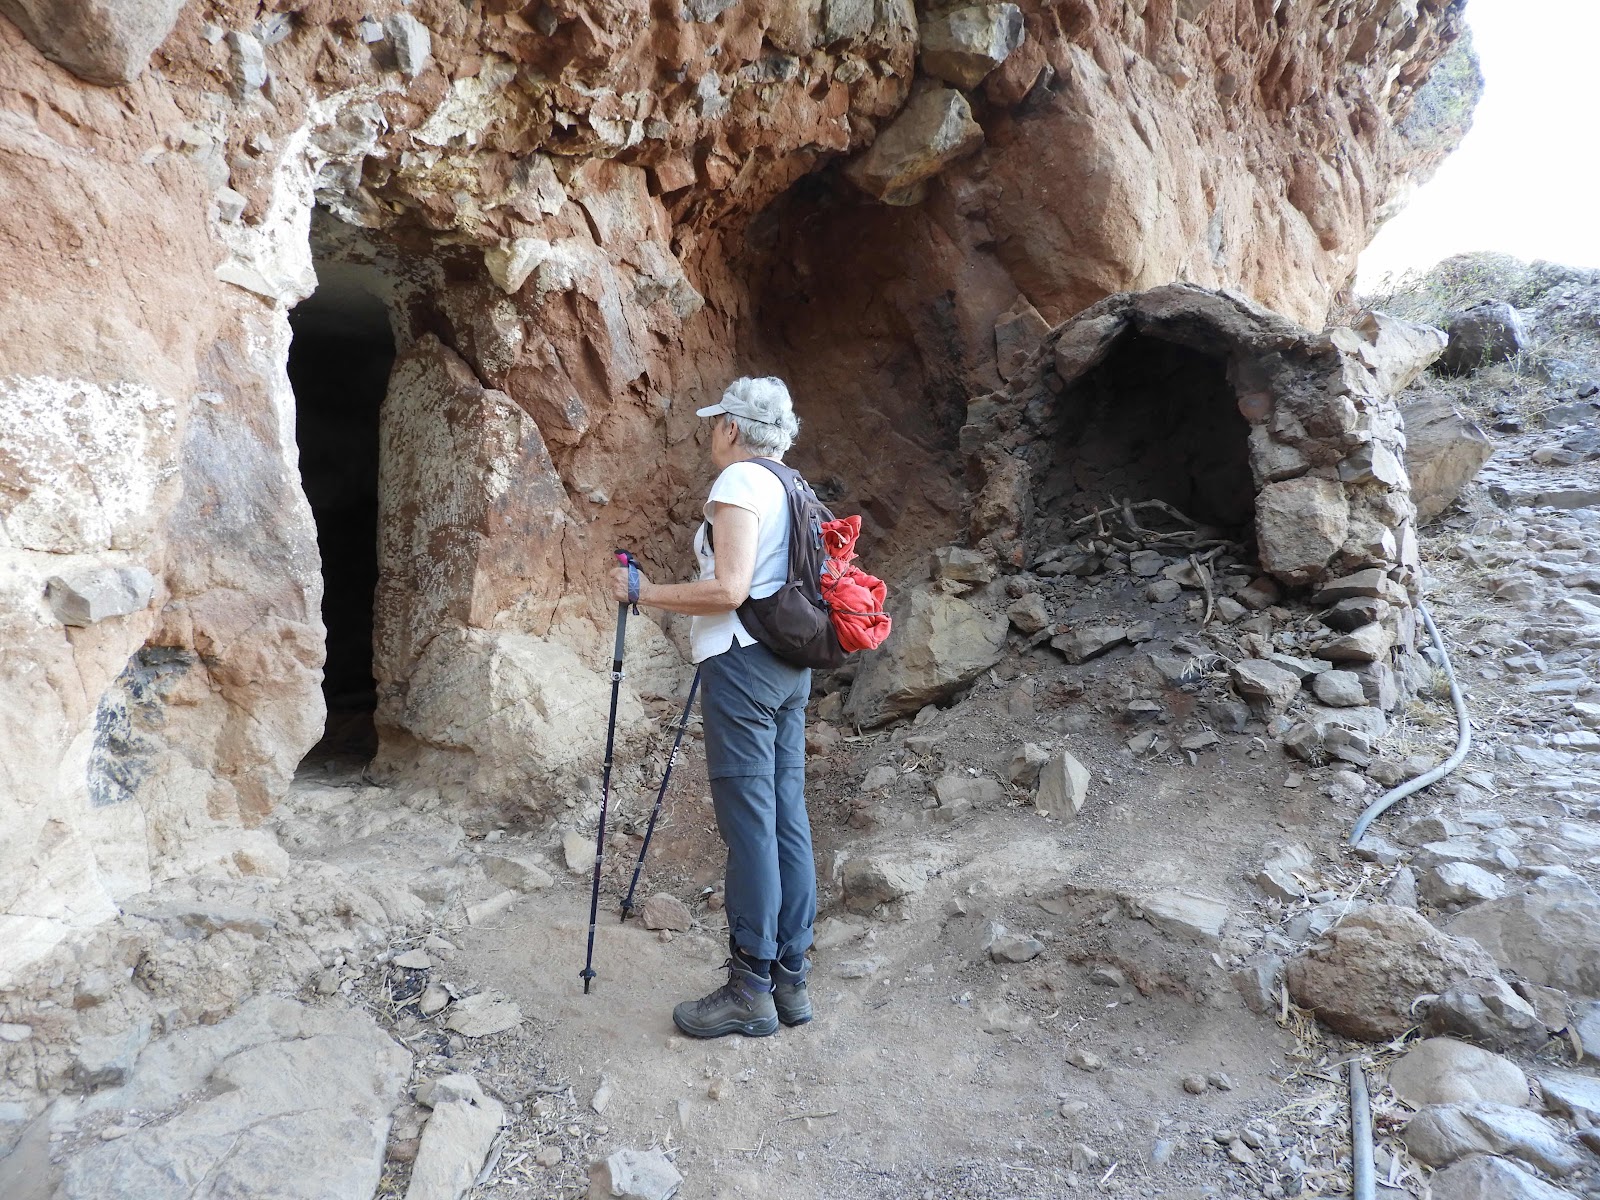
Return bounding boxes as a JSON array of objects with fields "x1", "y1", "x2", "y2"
[
  {"x1": 1438, "y1": 302, "x2": 1530, "y2": 375},
  {"x1": 1316, "y1": 622, "x2": 1393, "y2": 664},
  {"x1": 1051, "y1": 624, "x2": 1128, "y2": 663},
  {"x1": 385, "y1": 12, "x2": 432, "y2": 78},
  {"x1": 843, "y1": 88, "x2": 984, "y2": 205},
  {"x1": 1312, "y1": 567, "x2": 1408, "y2": 605},
  {"x1": 1386, "y1": 1038, "x2": 1530, "y2": 1109},
  {"x1": 1446, "y1": 877, "x2": 1600, "y2": 997},
  {"x1": 406, "y1": 1075, "x2": 506, "y2": 1200},
  {"x1": 1310, "y1": 670, "x2": 1365, "y2": 707},
  {"x1": 1136, "y1": 891, "x2": 1229, "y2": 943},
  {"x1": 639, "y1": 893, "x2": 693, "y2": 931},
  {"x1": 1400, "y1": 395, "x2": 1494, "y2": 521},
  {"x1": 586, "y1": 1147, "x2": 682, "y2": 1200},
  {"x1": 1538, "y1": 1070, "x2": 1600, "y2": 1124},
  {"x1": 45, "y1": 565, "x2": 156, "y2": 626},
  {"x1": 985, "y1": 922, "x2": 1044, "y2": 963},
  {"x1": 482, "y1": 852, "x2": 554, "y2": 893},
  {"x1": 1005, "y1": 593, "x2": 1049, "y2": 634},
  {"x1": 841, "y1": 855, "x2": 927, "y2": 911},
  {"x1": 993, "y1": 295, "x2": 1051, "y2": 381},
  {"x1": 919, "y1": 3, "x2": 1026, "y2": 89},
  {"x1": 1422, "y1": 977, "x2": 1547, "y2": 1053},
  {"x1": 58, "y1": 998, "x2": 410, "y2": 1200},
  {"x1": 397, "y1": 628, "x2": 642, "y2": 803},
  {"x1": 1403, "y1": 1102, "x2": 1583, "y2": 1177},
  {"x1": 1033, "y1": 749, "x2": 1089, "y2": 819},
  {"x1": 1425, "y1": 1154, "x2": 1579, "y2": 1200},
  {"x1": 1255, "y1": 477, "x2": 1349, "y2": 587},
  {"x1": 1419, "y1": 862, "x2": 1507, "y2": 908},
  {"x1": 844, "y1": 589, "x2": 1007, "y2": 727},
  {"x1": 0, "y1": 0, "x2": 186, "y2": 85},
  {"x1": 443, "y1": 992, "x2": 522, "y2": 1038},
  {"x1": 1229, "y1": 659, "x2": 1301, "y2": 716},
  {"x1": 1341, "y1": 310, "x2": 1447, "y2": 394},
  {"x1": 1285, "y1": 904, "x2": 1502, "y2": 1040},
  {"x1": 1008, "y1": 742, "x2": 1049, "y2": 786},
  {"x1": 931, "y1": 545, "x2": 994, "y2": 584}
]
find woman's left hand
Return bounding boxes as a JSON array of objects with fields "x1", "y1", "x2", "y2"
[{"x1": 609, "y1": 563, "x2": 652, "y2": 605}]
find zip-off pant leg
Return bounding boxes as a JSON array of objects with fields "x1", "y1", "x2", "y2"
[{"x1": 700, "y1": 641, "x2": 813, "y2": 965}]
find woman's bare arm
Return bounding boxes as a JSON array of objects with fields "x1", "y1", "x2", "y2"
[{"x1": 608, "y1": 502, "x2": 758, "y2": 615}]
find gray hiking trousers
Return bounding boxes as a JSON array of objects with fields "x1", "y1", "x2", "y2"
[{"x1": 700, "y1": 639, "x2": 814, "y2": 966}]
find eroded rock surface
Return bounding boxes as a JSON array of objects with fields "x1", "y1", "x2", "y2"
[
  {"x1": 0, "y1": 0, "x2": 1474, "y2": 987},
  {"x1": 60, "y1": 997, "x2": 410, "y2": 1200}
]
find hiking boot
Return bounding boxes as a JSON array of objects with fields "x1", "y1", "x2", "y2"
[
  {"x1": 672, "y1": 961, "x2": 778, "y2": 1039},
  {"x1": 772, "y1": 960, "x2": 812, "y2": 1026}
]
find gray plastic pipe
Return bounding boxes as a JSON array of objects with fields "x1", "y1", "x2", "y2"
[
  {"x1": 1350, "y1": 1060, "x2": 1376, "y2": 1200},
  {"x1": 1350, "y1": 602, "x2": 1473, "y2": 846}
]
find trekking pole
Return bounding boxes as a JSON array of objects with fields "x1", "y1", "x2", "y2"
[
  {"x1": 620, "y1": 667, "x2": 701, "y2": 923},
  {"x1": 581, "y1": 550, "x2": 639, "y2": 995}
]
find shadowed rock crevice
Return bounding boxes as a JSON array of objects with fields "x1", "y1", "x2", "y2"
[{"x1": 289, "y1": 273, "x2": 395, "y2": 763}]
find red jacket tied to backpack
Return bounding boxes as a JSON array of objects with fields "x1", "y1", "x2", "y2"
[{"x1": 819, "y1": 515, "x2": 891, "y2": 652}]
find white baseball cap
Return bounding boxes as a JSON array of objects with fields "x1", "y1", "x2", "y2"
[{"x1": 695, "y1": 377, "x2": 793, "y2": 425}]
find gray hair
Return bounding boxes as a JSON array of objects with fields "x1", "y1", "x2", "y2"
[{"x1": 721, "y1": 376, "x2": 800, "y2": 456}]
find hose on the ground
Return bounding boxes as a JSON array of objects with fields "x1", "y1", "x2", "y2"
[
  {"x1": 1344, "y1": 599, "x2": 1472, "y2": 1192},
  {"x1": 1349, "y1": 1059, "x2": 1376, "y2": 1200},
  {"x1": 1349, "y1": 601, "x2": 1473, "y2": 846}
]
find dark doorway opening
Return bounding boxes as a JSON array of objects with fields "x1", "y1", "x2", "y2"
[
  {"x1": 1043, "y1": 332, "x2": 1255, "y2": 536},
  {"x1": 289, "y1": 276, "x2": 394, "y2": 761}
]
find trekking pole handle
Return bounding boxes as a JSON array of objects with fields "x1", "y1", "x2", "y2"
[{"x1": 615, "y1": 549, "x2": 641, "y2": 614}]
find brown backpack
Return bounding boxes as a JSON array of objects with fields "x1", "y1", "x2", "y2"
[{"x1": 726, "y1": 458, "x2": 849, "y2": 671}]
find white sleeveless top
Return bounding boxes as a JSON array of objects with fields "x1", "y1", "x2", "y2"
[{"x1": 689, "y1": 460, "x2": 790, "y2": 663}]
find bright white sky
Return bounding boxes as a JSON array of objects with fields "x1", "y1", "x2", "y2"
[{"x1": 1355, "y1": 0, "x2": 1600, "y2": 291}]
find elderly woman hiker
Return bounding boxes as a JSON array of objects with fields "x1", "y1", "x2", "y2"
[{"x1": 607, "y1": 376, "x2": 815, "y2": 1039}]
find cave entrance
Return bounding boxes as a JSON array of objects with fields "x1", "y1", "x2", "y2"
[
  {"x1": 289, "y1": 269, "x2": 394, "y2": 762},
  {"x1": 1042, "y1": 331, "x2": 1255, "y2": 543}
]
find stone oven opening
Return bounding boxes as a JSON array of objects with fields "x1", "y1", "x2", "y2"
[
  {"x1": 1039, "y1": 331, "x2": 1256, "y2": 546},
  {"x1": 288, "y1": 271, "x2": 394, "y2": 761}
]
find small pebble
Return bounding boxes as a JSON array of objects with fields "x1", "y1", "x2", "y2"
[
  {"x1": 1207, "y1": 1070, "x2": 1234, "y2": 1091},
  {"x1": 1066, "y1": 1047, "x2": 1104, "y2": 1072},
  {"x1": 1182, "y1": 1074, "x2": 1208, "y2": 1094},
  {"x1": 534, "y1": 1146, "x2": 562, "y2": 1168}
]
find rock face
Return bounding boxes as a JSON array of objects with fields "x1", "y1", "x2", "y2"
[
  {"x1": 1286, "y1": 905, "x2": 1501, "y2": 1041},
  {"x1": 845, "y1": 590, "x2": 1008, "y2": 727},
  {"x1": 58, "y1": 997, "x2": 410, "y2": 1200},
  {"x1": 0, "y1": 0, "x2": 1473, "y2": 980},
  {"x1": 1401, "y1": 394, "x2": 1494, "y2": 520}
]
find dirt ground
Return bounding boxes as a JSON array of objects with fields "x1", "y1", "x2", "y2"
[{"x1": 323, "y1": 550, "x2": 1459, "y2": 1200}]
